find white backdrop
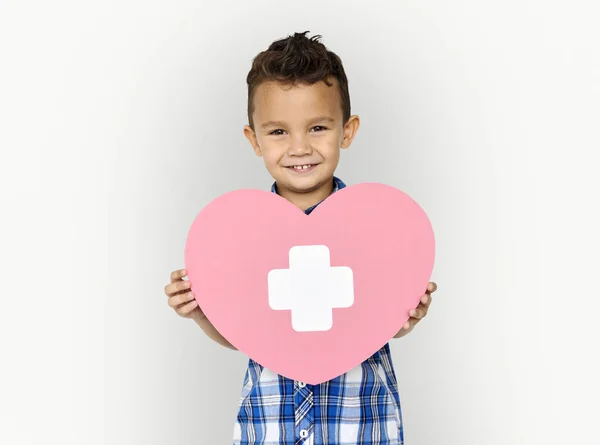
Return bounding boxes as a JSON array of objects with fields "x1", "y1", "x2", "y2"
[{"x1": 1, "y1": 0, "x2": 599, "y2": 444}]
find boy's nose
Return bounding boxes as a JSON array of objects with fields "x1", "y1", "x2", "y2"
[{"x1": 288, "y1": 135, "x2": 312, "y2": 156}]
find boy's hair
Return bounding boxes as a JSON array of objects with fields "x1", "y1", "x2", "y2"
[{"x1": 246, "y1": 31, "x2": 351, "y2": 130}]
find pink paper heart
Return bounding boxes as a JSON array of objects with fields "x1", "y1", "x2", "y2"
[{"x1": 184, "y1": 183, "x2": 435, "y2": 384}]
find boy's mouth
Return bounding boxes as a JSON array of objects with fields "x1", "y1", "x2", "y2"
[{"x1": 286, "y1": 164, "x2": 317, "y2": 172}]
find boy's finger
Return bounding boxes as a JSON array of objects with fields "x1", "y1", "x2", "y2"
[
  {"x1": 420, "y1": 293, "x2": 432, "y2": 305},
  {"x1": 427, "y1": 282, "x2": 437, "y2": 293},
  {"x1": 170, "y1": 269, "x2": 187, "y2": 283},
  {"x1": 409, "y1": 308, "x2": 425, "y2": 319},
  {"x1": 176, "y1": 299, "x2": 198, "y2": 315},
  {"x1": 167, "y1": 293, "x2": 183, "y2": 307},
  {"x1": 164, "y1": 280, "x2": 191, "y2": 296},
  {"x1": 408, "y1": 317, "x2": 420, "y2": 327},
  {"x1": 168, "y1": 292, "x2": 195, "y2": 308},
  {"x1": 176, "y1": 280, "x2": 192, "y2": 292}
]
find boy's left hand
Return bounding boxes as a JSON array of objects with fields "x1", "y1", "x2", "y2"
[{"x1": 394, "y1": 282, "x2": 437, "y2": 338}]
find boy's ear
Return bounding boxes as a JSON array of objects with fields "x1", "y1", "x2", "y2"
[
  {"x1": 243, "y1": 125, "x2": 262, "y2": 157},
  {"x1": 341, "y1": 115, "x2": 360, "y2": 149}
]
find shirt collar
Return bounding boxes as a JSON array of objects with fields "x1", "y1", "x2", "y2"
[{"x1": 270, "y1": 176, "x2": 346, "y2": 215}]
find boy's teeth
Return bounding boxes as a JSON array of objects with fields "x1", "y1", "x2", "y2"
[{"x1": 293, "y1": 165, "x2": 312, "y2": 170}]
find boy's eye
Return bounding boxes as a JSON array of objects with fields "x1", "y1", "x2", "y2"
[{"x1": 269, "y1": 126, "x2": 327, "y2": 135}]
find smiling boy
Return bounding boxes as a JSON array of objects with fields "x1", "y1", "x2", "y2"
[{"x1": 164, "y1": 31, "x2": 437, "y2": 445}]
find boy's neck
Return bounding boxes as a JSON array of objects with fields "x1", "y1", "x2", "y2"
[{"x1": 276, "y1": 179, "x2": 334, "y2": 211}]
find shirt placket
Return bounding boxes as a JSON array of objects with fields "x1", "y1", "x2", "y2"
[{"x1": 294, "y1": 380, "x2": 314, "y2": 444}]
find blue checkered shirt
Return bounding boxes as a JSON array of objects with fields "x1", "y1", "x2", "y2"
[{"x1": 233, "y1": 177, "x2": 404, "y2": 445}]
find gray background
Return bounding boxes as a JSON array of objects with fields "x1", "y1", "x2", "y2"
[{"x1": 1, "y1": 0, "x2": 599, "y2": 444}]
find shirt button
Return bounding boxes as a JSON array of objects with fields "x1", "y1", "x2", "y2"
[
  {"x1": 300, "y1": 429, "x2": 309, "y2": 439},
  {"x1": 298, "y1": 381, "x2": 306, "y2": 388}
]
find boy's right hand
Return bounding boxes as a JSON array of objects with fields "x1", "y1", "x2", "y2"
[{"x1": 164, "y1": 269, "x2": 205, "y2": 321}]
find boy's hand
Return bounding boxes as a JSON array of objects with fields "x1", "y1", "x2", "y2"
[
  {"x1": 164, "y1": 269, "x2": 205, "y2": 321},
  {"x1": 394, "y1": 282, "x2": 437, "y2": 338}
]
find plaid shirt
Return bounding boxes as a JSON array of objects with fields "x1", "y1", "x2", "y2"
[{"x1": 233, "y1": 177, "x2": 404, "y2": 445}]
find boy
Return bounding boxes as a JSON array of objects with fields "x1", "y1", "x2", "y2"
[{"x1": 164, "y1": 31, "x2": 437, "y2": 445}]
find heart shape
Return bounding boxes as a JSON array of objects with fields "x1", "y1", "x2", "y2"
[{"x1": 184, "y1": 183, "x2": 435, "y2": 384}]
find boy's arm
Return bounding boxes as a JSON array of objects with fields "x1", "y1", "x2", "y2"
[
  {"x1": 191, "y1": 312, "x2": 237, "y2": 350},
  {"x1": 165, "y1": 268, "x2": 237, "y2": 350}
]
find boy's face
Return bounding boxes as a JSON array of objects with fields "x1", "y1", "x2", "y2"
[{"x1": 244, "y1": 79, "x2": 359, "y2": 206}]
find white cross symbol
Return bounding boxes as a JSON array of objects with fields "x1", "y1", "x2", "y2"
[{"x1": 267, "y1": 245, "x2": 354, "y2": 332}]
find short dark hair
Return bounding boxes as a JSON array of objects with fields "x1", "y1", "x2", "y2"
[{"x1": 246, "y1": 31, "x2": 351, "y2": 130}]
